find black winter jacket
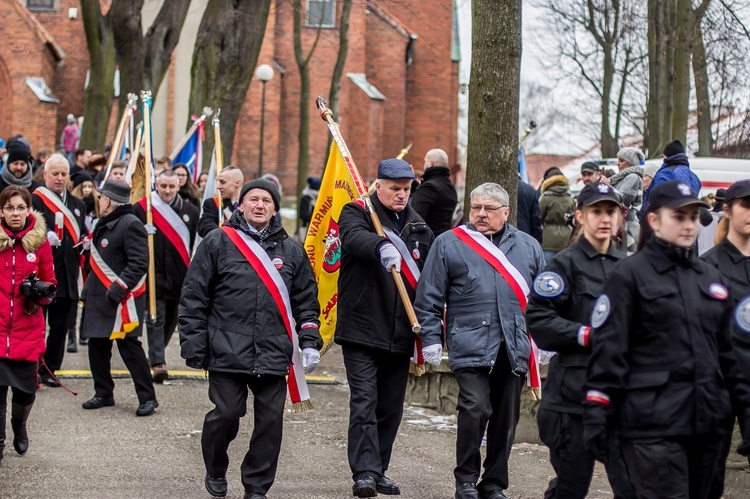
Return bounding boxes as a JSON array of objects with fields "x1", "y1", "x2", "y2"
[
  {"x1": 410, "y1": 167, "x2": 457, "y2": 237},
  {"x1": 179, "y1": 211, "x2": 322, "y2": 375},
  {"x1": 197, "y1": 196, "x2": 237, "y2": 238},
  {"x1": 527, "y1": 236, "x2": 625, "y2": 414},
  {"x1": 702, "y1": 239, "x2": 750, "y2": 303},
  {"x1": 334, "y1": 195, "x2": 434, "y2": 355},
  {"x1": 516, "y1": 180, "x2": 543, "y2": 244}
]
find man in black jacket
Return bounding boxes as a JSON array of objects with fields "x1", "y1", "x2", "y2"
[
  {"x1": 516, "y1": 179, "x2": 543, "y2": 244},
  {"x1": 410, "y1": 148, "x2": 457, "y2": 237},
  {"x1": 134, "y1": 170, "x2": 198, "y2": 382},
  {"x1": 196, "y1": 165, "x2": 244, "y2": 237},
  {"x1": 0, "y1": 139, "x2": 42, "y2": 193},
  {"x1": 180, "y1": 179, "x2": 323, "y2": 499},
  {"x1": 335, "y1": 158, "x2": 434, "y2": 497}
]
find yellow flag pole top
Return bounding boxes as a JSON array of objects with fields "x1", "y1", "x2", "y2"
[
  {"x1": 103, "y1": 93, "x2": 138, "y2": 182},
  {"x1": 141, "y1": 90, "x2": 157, "y2": 324},
  {"x1": 396, "y1": 143, "x2": 412, "y2": 160}
]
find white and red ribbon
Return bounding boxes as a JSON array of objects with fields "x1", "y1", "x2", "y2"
[
  {"x1": 34, "y1": 187, "x2": 81, "y2": 244},
  {"x1": 139, "y1": 193, "x2": 191, "y2": 268},
  {"x1": 221, "y1": 225, "x2": 311, "y2": 407},
  {"x1": 452, "y1": 225, "x2": 542, "y2": 390}
]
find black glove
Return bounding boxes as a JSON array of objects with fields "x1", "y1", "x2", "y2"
[
  {"x1": 106, "y1": 282, "x2": 127, "y2": 303},
  {"x1": 186, "y1": 358, "x2": 206, "y2": 370},
  {"x1": 583, "y1": 401, "x2": 609, "y2": 463}
]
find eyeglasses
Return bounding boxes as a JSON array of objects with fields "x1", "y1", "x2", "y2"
[
  {"x1": 469, "y1": 205, "x2": 507, "y2": 213},
  {"x1": 3, "y1": 205, "x2": 28, "y2": 213}
]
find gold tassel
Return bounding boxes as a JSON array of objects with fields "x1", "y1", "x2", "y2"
[
  {"x1": 320, "y1": 341, "x2": 334, "y2": 356},
  {"x1": 129, "y1": 155, "x2": 147, "y2": 204},
  {"x1": 291, "y1": 399, "x2": 314, "y2": 413},
  {"x1": 409, "y1": 362, "x2": 426, "y2": 377}
]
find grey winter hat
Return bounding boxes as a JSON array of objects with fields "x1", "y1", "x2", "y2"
[
  {"x1": 643, "y1": 164, "x2": 659, "y2": 179},
  {"x1": 617, "y1": 147, "x2": 645, "y2": 167},
  {"x1": 239, "y1": 178, "x2": 281, "y2": 211},
  {"x1": 97, "y1": 180, "x2": 131, "y2": 204}
]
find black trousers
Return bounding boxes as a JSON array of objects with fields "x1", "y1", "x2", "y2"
[
  {"x1": 43, "y1": 297, "x2": 74, "y2": 372},
  {"x1": 453, "y1": 345, "x2": 523, "y2": 494},
  {"x1": 341, "y1": 344, "x2": 411, "y2": 481},
  {"x1": 620, "y1": 434, "x2": 726, "y2": 499},
  {"x1": 67, "y1": 300, "x2": 77, "y2": 342},
  {"x1": 0, "y1": 386, "x2": 35, "y2": 406},
  {"x1": 202, "y1": 371, "x2": 287, "y2": 495},
  {"x1": 538, "y1": 409, "x2": 636, "y2": 499},
  {"x1": 145, "y1": 294, "x2": 179, "y2": 367},
  {"x1": 87, "y1": 337, "x2": 156, "y2": 403}
]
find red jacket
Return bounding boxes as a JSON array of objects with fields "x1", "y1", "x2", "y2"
[{"x1": 0, "y1": 211, "x2": 56, "y2": 362}]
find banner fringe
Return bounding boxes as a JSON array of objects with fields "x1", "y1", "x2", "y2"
[
  {"x1": 291, "y1": 399, "x2": 314, "y2": 413},
  {"x1": 409, "y1": 362, "x2": 426, "y2": 377}
]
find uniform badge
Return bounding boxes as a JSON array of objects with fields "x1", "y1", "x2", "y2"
[
  {"x1": 533, "y1": 271, "x2": 564, "y2": 298},
  {"x1": 272, "y1": 257, "x2": 284, "y2": 270},
  {"x1": 101, "y1": 238, "x2": 109, "y2": 248},
  {"x1": 597, "y1": 184, "x2": 609, "y2": 194},
  {"x1": 74, "y1": 208, "x2": 81, "y2": 216},
  {"x1": 182, "y1": 214, "x2": 190, "y2": 223},
  {"x1": 27, "y1": 253, "x2": 37, "y2": 263},
  {"x1": 736, "y1": 296, "x2": 750, "y2": 333},
  {"x1": 677, "y1": 183, "x2": 691, "y2": 196},
  {"x1": 709, "y1": 283, "x2": 728, "y2": 300},
  {"x1": 591, "y1": 295, "x2": 611, "y2": 328},
  {"x1": 412, "y1": 248, "x2": 420, "y2": 260}
]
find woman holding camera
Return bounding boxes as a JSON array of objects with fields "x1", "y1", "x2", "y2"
[{"x1": 0, "y1": 185, "x2": 56, "y2": 465}]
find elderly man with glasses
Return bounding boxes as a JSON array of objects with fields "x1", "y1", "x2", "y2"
[{"x1": 415, "y1": 182, "x2": 545, "y2": 499}]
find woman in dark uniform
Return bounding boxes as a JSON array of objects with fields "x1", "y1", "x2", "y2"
[
  {"x1": 0, "y1": 186, "x2": 56, "y2": 464},
  {"x1": 584, "y1": 180, "x2": 750, "y2": 498},
  {"x1": 527, "y1": 182, "x2": 635, "y2": 499}
]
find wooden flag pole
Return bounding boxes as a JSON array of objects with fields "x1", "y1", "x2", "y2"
[
  {"x1": 141, "y1": 91, "x2": 157, "y2": 323},
  {"x1": 212, "y1": 110, "x2": 225, "y2": 226},
  {"x1": 104, "y1": 93, "x2": 138, "y2": 182},
  {"x1": 168, "y1": 107, "x2": 213, "y2": 161}
]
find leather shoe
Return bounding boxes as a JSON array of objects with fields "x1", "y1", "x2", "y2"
[
  {"x1": 79, "y1": 337, "x2": 89, "y2": 345},
  {"x1": 244, "y1": 493, "x2": 267, "y2": 499},
  {"x1": 82, "y1": 397, "x2": 115, "y2": 410},
  {"x1": 456, "y1": 482, "x2": 479, "y2": 499},
  {"x1": 135, "y1": 400, "x2": 159, "y2": 416},
  {"x1": 377, "y1": 475, "x2": 401, "y2": 495},
  {"x1": 152, "y1": 364, "x2": 168, "y2": 383},
  {"x1": 67, "y1": 338, "x2": 78, "y2": 353},
  {"x1": 39, "y1": 374, "x2": 60, "y2": 388},
  {"x1": 481, "y1": 490, "x2": 508, "y2": 499},
  {"x1": 352, "y1": 475, "x2": 378, "y2": 497},
  {"x1": 204, "y1": 474, "x2": 227, "y2": 498}
]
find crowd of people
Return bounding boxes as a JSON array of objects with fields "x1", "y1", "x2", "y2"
[{"x1": 0, "y1": 131, "x2": 749, "y2": 499}]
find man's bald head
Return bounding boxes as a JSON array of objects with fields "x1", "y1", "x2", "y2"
[
  {"x1": 424, "y1": 149, "x2": 449, "y2": 169},
  {"x1": 217, "y1": 165, "x2": 245, "y2": 200}
]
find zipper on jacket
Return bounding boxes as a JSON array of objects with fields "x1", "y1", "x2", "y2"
[{"x1": 6, "y1": 241, "x2": 16, "y2": 357}]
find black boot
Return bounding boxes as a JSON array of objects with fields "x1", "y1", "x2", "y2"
[
  {"x1": 11, "y1": 401, "x2": 32, "y2": 455},
  {"x1": 0, "y1": 403, "x2": 6, "y2": 465}
]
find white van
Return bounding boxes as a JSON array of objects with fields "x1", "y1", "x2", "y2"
[{"x1": 643, "y1": 157, "x2": 750, "y2": 196}]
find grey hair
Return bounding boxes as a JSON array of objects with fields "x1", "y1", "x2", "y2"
[
  {"x1": 108, "y1": 199, "x2": 127, "y2": 209},
  {"x1": 470, "y1": 182, "x2": 509, "y2": 207},
  {"x1": 44, "y1": 153, "x2": 70, "y2": 172}
]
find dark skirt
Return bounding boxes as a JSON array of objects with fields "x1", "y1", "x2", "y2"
[{"x1": 0, "y1": 358, "x2": 38, "y2": 394}]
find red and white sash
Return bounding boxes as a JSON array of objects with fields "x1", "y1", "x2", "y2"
[
  {"x1": 139, "y1": 193, "x2": 191, "y2": 268},
  {"x1": 34, "y1": 187, "x2": 81, "y2": 244},
  {"x1": 89, "y1": 245, "x2": 147, "y2": 340},
  {"x1": 382, "y1": 226, "x2": 425, "y2": 365},
  {"x1": 452, "y1": 225, "x2": 542, "y2": 391},
  {"x1": 221, "y1": 225, "x2": 311, "y2": 408}
]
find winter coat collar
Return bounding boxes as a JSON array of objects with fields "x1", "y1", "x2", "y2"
[
  {"x1": 0, "y1": 210, "x2": 48, "y2": 253},
  {"x1": 225, "y1": 209, "x2": 285, "y2": 242},
  {"x1": 422, "y1": 166, "x2": 451, "y2": 181},
  {"x1": 541, "y1": 174, "x2": 570, "y2": 194},
  {"x1": 661, "y1": 153, "x2": 690, "y2": 170},
  {"x1": 95, "y1": 204, "x2": 134, "y2": 234},
  {"x1": 372, "y1": 192, "x2": 422, "y2": 233},
  {"x1": 645, "y1": 236, "x2": 703, "y2": 273},
  {"x1": 577, "y1": 234, "x2": 624, "y2": 260}
]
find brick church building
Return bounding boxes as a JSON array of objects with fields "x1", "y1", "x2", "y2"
[{"x1": 0, "y1": 0, "x2": 459, "y2": 193}]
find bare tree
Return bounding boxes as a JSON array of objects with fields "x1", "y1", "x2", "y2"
[{"x1": 466, "y1": 0, "x2": 522, "y2": 222}]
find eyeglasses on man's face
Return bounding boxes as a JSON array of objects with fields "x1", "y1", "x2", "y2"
[{"x1": 469, "y1": 204, "x2": 507, "y2": 213}]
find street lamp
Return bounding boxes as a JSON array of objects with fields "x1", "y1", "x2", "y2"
[{"x1": 255, "y1": 64, "x2": 274, "y2": 178}]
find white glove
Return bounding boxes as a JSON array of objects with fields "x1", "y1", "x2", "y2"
[
  {"x1": 378, "y1": 242, "x2": 401, "y2": 272},
  {"x1": 302, "y1": 347, "x2": 321, "y2": 374},
  {"x1": 47, "y1": 231, "x2": 61, "y2": 247},
  {"x1": 422, "y1": 344, "x2": 443, "y2": 366},
  {"x1": 144, "y1": 223, "x2": 157, "y2": 235},
  {"x1": 81, "y1": 236, "x2": 92, "y2": 251}
]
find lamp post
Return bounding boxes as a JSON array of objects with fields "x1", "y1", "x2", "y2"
[{"x1": 255, "y1": 64, "x2": 274, "y2": 178}]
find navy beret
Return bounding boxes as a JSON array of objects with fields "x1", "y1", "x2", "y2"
[{"x1": 377, "y1": 158, "x2": 414, "y2": 180}]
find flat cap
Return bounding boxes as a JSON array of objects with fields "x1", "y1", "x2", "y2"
[
  {"x1": 377, "y1": 158, "x2": 414, "y2": 180},
  {"x1": 97, "y1": 180, "x2": 131, "y2": 204}
]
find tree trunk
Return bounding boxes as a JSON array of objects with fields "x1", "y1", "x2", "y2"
[
  {"x1": 600, "y1": 48, "x2": 618, "y2": 157},
  {"x1": 466, "y1": 0, "x2": 521, "y2": 225},
  {"x1": 189, "y1": 0, "x2": 272, "y2": 170},
  {"x1": 110, "y1": 0, "x2": 191, "y2": 120},
  {"x1": 662, "y1": 0, "x2": 677, "y2": 145},
  {"x1": 671, "y1": 0, "x2": 693, "y2": 144},
  {"x1": 80, "y1": 0, "x2": 116, "y2": 151},
  {"x1": 647, "y1": 0, "x2": 677, "y2": 157},
  {"x1": 692, "y1": 5, "x2": 713, "y2": 157}
]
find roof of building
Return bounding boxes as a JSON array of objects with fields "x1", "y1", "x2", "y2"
[{"x1": 14, "y1": 1, "x2": 65, "y2": 63}]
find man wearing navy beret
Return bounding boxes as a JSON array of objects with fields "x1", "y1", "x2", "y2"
[{"x1": 335, "y1": 158, "x2": 435, "y2": 497}]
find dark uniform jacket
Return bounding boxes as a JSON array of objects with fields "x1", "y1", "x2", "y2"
[
  {"x1": 32, "y1": 189, "x2": 87, "y2": 300},
  {"x1": 81, "y1": 205, "x2": 148, "y2": 339},
  {"x1": 410, "y1": 166, "x2": 457, "y2": 237},
  {"x1": 586, "y1": 237, "x2": 750, "y2": 439},
  {"x1": 133, "y1": 195, "x2": 199, "y2": 300},
  {"x1": 179, "y1": 211, "x2": 322, "y2": 375},
  {"x1": 527, "y1": 236, "x2": 625, "y2": 414},
  {"x1": 335, "y1": 195, "x2": 434, "y2": 356},
  {"x1": 197, "y1": 196, "x2": 236, "y2": 238},
  {"x1": 516, "y1": 180, "x2": 543, "y2": 244}
]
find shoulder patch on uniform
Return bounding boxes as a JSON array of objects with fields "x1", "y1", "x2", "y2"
[
  {"x1": 533, "y1": 271, "x2": 565, "y2": 298},
  {"x1": 709, "y1": 283, "x2": 728, "y2": 300},
  {"x1": 736, "y1": 296, "x2": 750, "y2": 334},
  {"x1": 591, "y1": 295, "x2": 611, "y2": 328}
]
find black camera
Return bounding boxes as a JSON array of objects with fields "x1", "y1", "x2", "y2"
[{"x1": 20, "y1": 272, "x2": 56, "y2": 301}]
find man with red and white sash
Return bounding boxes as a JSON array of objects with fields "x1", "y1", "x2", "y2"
[
  {"x1": 414, "y1": 182, "x2": 545, "y2": 499},
  {"x1": 134, "y1": 170, "x2": 198, "y2": 382},
  {"x1": 179, "y1": 179, "x2": 322, "y2": 499},
  {"x1": 32, "y1": 154, "x2": 88, "y2": 387},
  {"x1": 80, "y1": 180, "x2": 158, "y2": 417}
]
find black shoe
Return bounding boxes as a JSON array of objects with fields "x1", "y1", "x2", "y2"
[
  {"x1": 352, "y1": 475, "x2": 378, "y2": 497},
  {"x1": 10, "y1": 402, "x2": 32, "y2": 455},
  {"x1": 79, "y1": 337, "x2": 89, "y2": 345},
  {"x1": 67, "y1": 338, "x2": 78, "y2": 353},
  {"x1": 205, "y1": 474, "x2": 227, "y2": 498},
  {"x1": 376, "y1": 476, "x2": 400, "y2": 495},
  {"x1": 135, "y1": 400, "x2": 159, "y2": 416},
  {"x1": 481, "y1": 491, "x2": 508, "y2": 499},
  {"x1": 244, "y1": 493, "x2": 267, "y2": 499},
  {"x1": 39, "y1": 374, "x2": 60, "y2": 388},
  {"x1": 82, "y1": 397, "x2": 115, "y2": 410},
  {"x1": 456, "y1": 482, "x2": 479, "y2": 499}
]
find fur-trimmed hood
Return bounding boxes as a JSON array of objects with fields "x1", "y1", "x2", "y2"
[
  {"x1": 541, "y1": 174, "x2": 570, "y2": 194},
  {"x1": 0, "y1": 210, "x2": 48, "y2": 253}
]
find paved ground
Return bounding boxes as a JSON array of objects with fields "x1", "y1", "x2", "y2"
[{"x1": 1, "y1": 340, "x2": 748, "y2": 498}]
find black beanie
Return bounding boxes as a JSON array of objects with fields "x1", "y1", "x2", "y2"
[
  {"x1": 72, "y1": 171, "x2": 94, "y2": 189},
  {"x1": 5, "y1": 140, "x2": 31, "y2": 166},
  {"x1": 239, "y1": 179, "x2": 281, "y2": 211},
  {"x1": 663, "y1": 139, "x2": 685, "y2": 157}
]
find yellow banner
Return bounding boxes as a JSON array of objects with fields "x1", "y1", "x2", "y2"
[{"x1": 304, "y1": 144, "x2": 359, "y2": 350}]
